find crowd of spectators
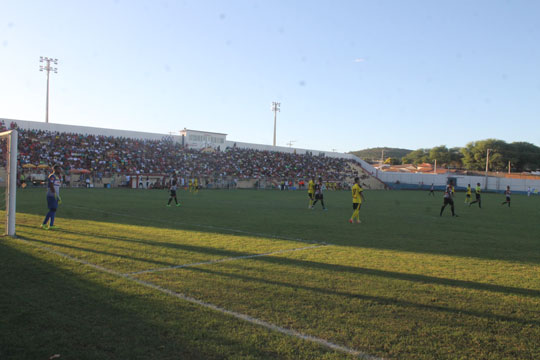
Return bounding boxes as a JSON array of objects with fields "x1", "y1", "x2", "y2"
[{"x1": 2, "y1": 121, "x2": 361, "y2": 183}]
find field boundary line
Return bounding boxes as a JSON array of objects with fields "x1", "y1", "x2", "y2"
[
  {"x1": 14, "y1": 237, "x2": 382, "y2": 360},
  {"x1": 67, "y1": 205, "x2": 331, "y2": 246},
  {"x1": 129, "y1": 244, "x2": 326, "y2": 275}
]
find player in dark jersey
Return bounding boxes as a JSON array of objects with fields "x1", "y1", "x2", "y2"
[
  {"x1": 501, "y1": 186, "x2": 511, "y2": 207},
  {"x1": 310, "y1": 177, "x2": 327, "y2": 210},
  {"x1": 440, "y1": 184, "x2": 457, "y2": 217},
  {"x1": 469, "y1": 183, "x2": 482, "y2": 208},
  {"x1": 166, "y1": 175, "x2": 180, "y2": 207}
]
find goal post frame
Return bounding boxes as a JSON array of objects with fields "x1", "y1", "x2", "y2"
[{"x1": 1, "y1": 130, "x2": 17, "y2": 236}]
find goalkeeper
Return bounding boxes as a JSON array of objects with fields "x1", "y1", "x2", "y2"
[{"x1": 41, "y1": 165, "x2": 62, "y2": 230}]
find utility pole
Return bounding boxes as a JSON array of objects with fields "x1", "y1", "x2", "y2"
[
  {"x1": 508, "y1": 160, "x2": 511, "y2": 174},
  {"x1": 39, "y1": 56, "x2": 58, "y2": 123},
  {"x1": 271, "y1": 102, "x2": 280, "y2": 147},
  {"x1": 484, "y1": 148, "x2": 492, "y2": 190}
]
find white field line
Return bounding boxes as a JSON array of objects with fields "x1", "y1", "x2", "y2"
[
  {"x1": 15, "y1": 237, "x2": 383, "y2": 360},
  {"x1": 67, "y1": 205, "x2": 330, "y2": 246},
  {"x1": 128, "y1": 244, "x2": 325, "y2": 275}
]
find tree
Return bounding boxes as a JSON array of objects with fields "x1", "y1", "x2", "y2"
[
  {"x1": 460, "y1": 139, "x2": 510, "y2": 171},
  {"x1": 508, "y1": 142, "x2": 540, "y2": 171},
  {"x1": 428, "y1": 145, "x2": 450, "y2": 166},
  {"x1": 402, "y1": 149, "x2": 429, "y2": 165}
]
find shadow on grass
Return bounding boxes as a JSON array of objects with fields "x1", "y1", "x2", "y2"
[
  {"x1": 0, "y1": 240, "x2": 342, "y2": 360},
  {"x1": 19, "y1": 226, "x2": 540, "y2": 300},
  {"x1": 184, "y1": 266, "x2": 540, "y2": 327},
  {"x1": 17, "y1": 188, "x2": 540, "y2": 266}
]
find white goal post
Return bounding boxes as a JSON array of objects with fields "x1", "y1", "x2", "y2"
[{"x1": 1, "y1": 130, "x2": 17, "y2": 236}]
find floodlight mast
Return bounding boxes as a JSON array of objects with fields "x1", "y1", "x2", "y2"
[
  {"x1": 271, "y1": 102, "x2": 280, "y2": 147},
  {"x1": 39, "y1": 56, "x2": 58, "y2": 123}
]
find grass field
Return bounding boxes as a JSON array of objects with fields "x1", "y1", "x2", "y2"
[{"x1": 1, "y1": 187, "x2": 539, "y2": 359}]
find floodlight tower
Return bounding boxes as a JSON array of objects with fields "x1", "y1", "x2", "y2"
[
  {"x1": 271, "y1": 102, "x2": 280, "y2": 147},
  {"x1": 39, "y1": 56, "x2": 58, "y2": 123}
]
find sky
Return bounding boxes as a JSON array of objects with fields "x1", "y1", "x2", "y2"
[{"x1": 1, "y1": 0, "x2": 539, "y2": 153}]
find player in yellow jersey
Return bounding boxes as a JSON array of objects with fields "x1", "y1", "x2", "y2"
[
  {"x1": 469, "y1": 182, "x2": 482, "y2": 208},
  {"x1": 465, "y1": 184, "x2": 472, "y2": 204},
  {"x1": 307, "y1": 177, "x2": 315, "y2": 208},
  {"x1": 349, "y1": 177, "x2": 365, "y2": 223},
  {"x1": 193, "y1": 178, "x2": 199, "y2": 194},
  {"x1": 188, "y1": 178, "x2": 193, "y2": 192}
]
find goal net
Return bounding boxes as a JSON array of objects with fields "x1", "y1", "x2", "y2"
[{"x1": 0, "y1": 130, "x2": 17, "y2": 236}]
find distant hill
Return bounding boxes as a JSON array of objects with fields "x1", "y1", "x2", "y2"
[{"x1": 349, "y1": 147, "x2": 412, "y2": 162}]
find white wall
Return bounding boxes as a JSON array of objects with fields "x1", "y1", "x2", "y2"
[
  {"x1": 224, "y1": 140, "x2": 348, "y2": 159},
  {"x1": 2, "y1": 118, "x2": 180, "y2": 142},
  {"x1": 376, "y1": 171, "x2": 540, "y2": 192}
]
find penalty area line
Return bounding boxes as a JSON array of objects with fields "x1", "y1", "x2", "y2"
[
  {"x1": 15, "y1": 237, "x2": 382, "y2": 360},
  {"x1": 128, "y1": 244, "x2": 326, "y2": 275}
]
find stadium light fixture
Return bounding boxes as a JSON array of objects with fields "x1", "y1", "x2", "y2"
[
  {"x1": 271, "y1": 102, "x2": 280, "y2": 147},
  {"x1": 286, "y1": 140, "x2": 296, "y2": 147},
  {"x1": 39, "y1": 56, "x2": 59, "y2": 123}
]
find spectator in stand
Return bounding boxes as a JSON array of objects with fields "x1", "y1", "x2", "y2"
[{"x1": 15, "y1": 127, "x2": 361, "y2": 185}]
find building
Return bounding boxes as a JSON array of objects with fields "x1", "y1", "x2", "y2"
[{"x1": 179, "y1": 128, "x2": 227, "y2": 149}]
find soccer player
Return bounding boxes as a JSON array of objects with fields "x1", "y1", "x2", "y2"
[
  {"x1": 311, "y1": 177, "x2": 327, "y2": 210},
  {"x1": 41, "y1": 165, "x2": 62, "y2": 230},
  {"x1": 465, "y1": 184, "x2": 472, "y2": 204},
  {"x1": 193, "y1": 177, "x2": 199, "y2": 194},
  {"x1": 188, "y1": 178, "x2": 193, "y2": 192},
  {"x1": 349, "y1": 177, "x2": 365, "y2": 223},
  {"x1": 440, "y1": 184, "x2": 457, "y2": 217},
  {"x1": 307, "y1": 177, "x2": 315, "y2": 208},
  {"x1": 501, "y1": 186, "x2": 511, "y2": 207},
  {"x1": 428, "y1": 183, "x2": 435, "y2": 196},
  {"x1": 469, "y1": 182, "x2": 482, "y2": 208},
  {"x1": 166, "y1": 174, "x2": 180, "y2": 207}
]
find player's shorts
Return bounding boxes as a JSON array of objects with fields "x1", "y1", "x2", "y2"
[
  {"x1": 308, "y1": 192, "x2": 314, "y2": 200},
  {"x1": 352, "y1": 202, "x2": 361, "y2": 210},
  {"x1": 170, "y1": 190, "x2": 177, "y2": 197},
  {"x1": 443, "y1": 197, "x2": 454, "y2": 206},
  {"x1": 315, "y1": 193, "x2": 323, "y2": 200},
  {"x1": 46, "y1": 195, "x2": 58, "y2": 210},
  {"x1": 466, "y1": 194, "x2": 471, "y2": 198},
  {"x1": 475, "y1": 193, "x2": 481, "y2": 200},
  {"x1": 506, "y1": 196, "x2": 511, "y2": 202}
]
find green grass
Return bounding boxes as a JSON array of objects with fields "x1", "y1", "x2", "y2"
[{"x1": 1, "y1": 188, "x2": 539, "y2": 359}]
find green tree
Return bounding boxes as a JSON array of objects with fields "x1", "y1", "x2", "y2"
[
  {"x1": 428, "y1": 145, "x2": 450, "y2": 166},
  {"x1": 460, "y1": 139, "x2": 509, "y2": 171},
  {"x1": 508, "y1": 142, "x2": 540, "y2": 171},
  {"x1": 402, "y1": 149, "x2": 429, "y2": 165}
]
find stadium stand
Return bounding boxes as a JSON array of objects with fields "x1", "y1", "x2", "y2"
[{"x1": 3, "y1": 120, "x2": 384, "y2": 190}]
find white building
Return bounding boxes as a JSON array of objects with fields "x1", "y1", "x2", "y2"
[{"x1": 179, "y1": 128, "x2": 227, "y2": 149}]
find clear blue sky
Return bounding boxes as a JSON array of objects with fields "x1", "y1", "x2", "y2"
[{"x1": 1, "y1": 0, "x2": 539, "y2": 152}]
